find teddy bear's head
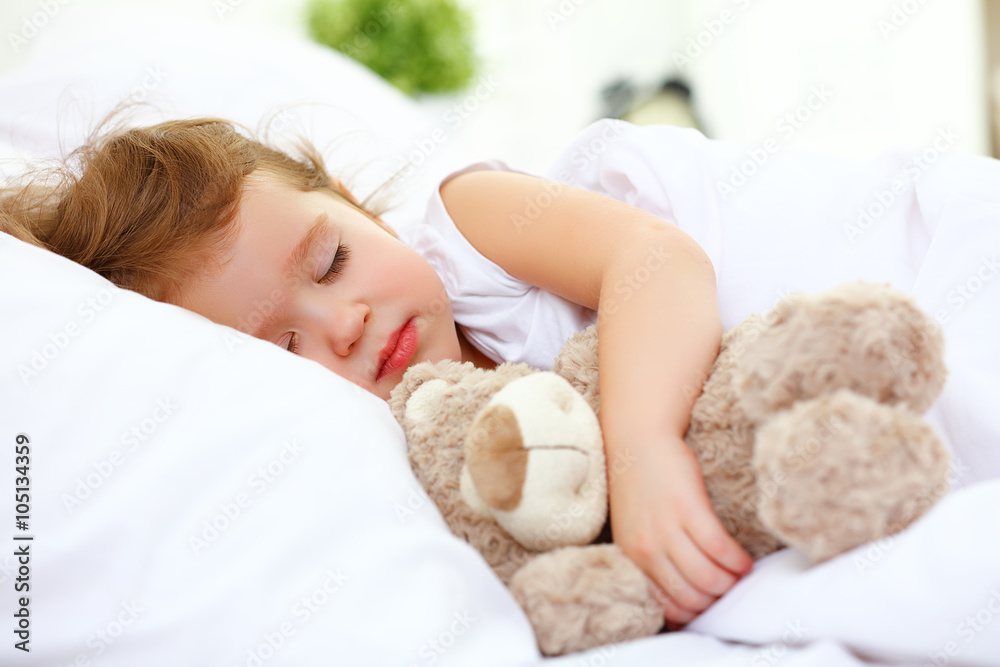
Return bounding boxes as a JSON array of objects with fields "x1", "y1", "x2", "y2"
[{"x1": 390, "y1": 360, "x2": 608, "y2": 577}]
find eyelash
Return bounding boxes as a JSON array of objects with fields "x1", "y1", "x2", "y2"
[
  {"x1": 319, "y1": 243, "x2": 351, "y2": 285},
  {"x1": 284, "y1": 243, "x2": 352, "y2": 355}
]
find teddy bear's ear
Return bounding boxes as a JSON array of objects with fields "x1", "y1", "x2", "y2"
[{"x1": 388, "y1": 360, "x2": 479, "y2": 422}]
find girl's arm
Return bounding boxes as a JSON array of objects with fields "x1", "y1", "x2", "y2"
[{"x1": 440, "y1": 170, "x2": 753, "y2": 624}]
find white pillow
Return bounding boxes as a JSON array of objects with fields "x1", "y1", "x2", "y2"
[{"x1": 0, "y1": 232, "x2": 539, "y2": 666}]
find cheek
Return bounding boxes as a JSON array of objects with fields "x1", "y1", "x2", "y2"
[
  {"x1": 417, "y1": 265, "x2": 452, "y2": 316},
  {"x1": 389, "y1": 247, "x2": 449, "y2": 303}
]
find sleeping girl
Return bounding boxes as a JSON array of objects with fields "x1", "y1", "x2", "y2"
[{"x1": 0, "y1": 116, "x2": 755, "y2": 628}]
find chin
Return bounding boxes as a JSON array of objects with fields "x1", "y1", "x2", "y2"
[{"x1": 369, "y1": 383, "x2": 394, "y2": 402}]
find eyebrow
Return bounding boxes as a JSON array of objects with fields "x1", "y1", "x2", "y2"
[
  {"x1": 284, "y1": 213, "x2": 331, "y2": 281},
  {"x1": 251, "y1": 213, "x2": 330, "y2": 339}
]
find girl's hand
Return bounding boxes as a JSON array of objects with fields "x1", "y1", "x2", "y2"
[
  {"x1": 437, "y1": 170, "x2": 748, "y2": 623},
  {"x1": 609, "y1": 435, "x2": 754, "y2": 627}
]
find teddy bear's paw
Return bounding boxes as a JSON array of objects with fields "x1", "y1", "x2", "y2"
[
  {"x1": 753, "y1": 389, "x2": 951, "y2": 562},
  {"x1": 510, "y1": 545, "x2": 663, "y2": 656},
  {"x1": 461, "y1": 372, "x2": 607, "y2": 551},
  {"x1": 735, "y1": 281, "x2": 946, "y2": 423}
]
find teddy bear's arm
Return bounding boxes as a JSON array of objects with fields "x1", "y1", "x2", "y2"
[{"x1": 509, "y1": 544, "x2": 663, "y2": 656}]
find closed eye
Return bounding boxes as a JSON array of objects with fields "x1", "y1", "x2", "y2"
[
  {"x1": 280, "y1": 243, "x2": 352, "y2": 355},
  {"x1": 319, "y1": 244, "x2": 351, "y2": 285}
]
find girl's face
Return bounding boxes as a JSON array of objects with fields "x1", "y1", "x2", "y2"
[{"x1": 180, "y1": 175, "x2": 462, "y2": 400}]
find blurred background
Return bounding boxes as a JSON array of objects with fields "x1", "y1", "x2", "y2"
[{"x1": 0, "y1": 0, "x2": 992, "y2": 179}]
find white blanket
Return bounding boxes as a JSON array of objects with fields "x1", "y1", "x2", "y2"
[{"x1": 542, "y1": 120, "x2": 1000, "y2": 666}]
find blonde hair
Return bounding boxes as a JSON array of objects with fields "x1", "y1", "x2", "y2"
[{"x1": 0, "y1": 117, "x2": 380, "y2": 303}]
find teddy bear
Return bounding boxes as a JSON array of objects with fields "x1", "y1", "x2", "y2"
[{"x1": 388, "y1": 281, "x2": 951, "y2": 656}]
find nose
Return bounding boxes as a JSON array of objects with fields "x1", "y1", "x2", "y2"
[{"x1": 323, "y1": 298, "x2": 370, "y2": 357}]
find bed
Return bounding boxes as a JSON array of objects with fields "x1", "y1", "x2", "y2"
[{"x1": 3, "y1": 10, "x2": 1000, "y2": 667}]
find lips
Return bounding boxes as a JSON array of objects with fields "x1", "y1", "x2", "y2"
[{"x1": 376, "y1": 318, "x2": 418, "y2": 382}]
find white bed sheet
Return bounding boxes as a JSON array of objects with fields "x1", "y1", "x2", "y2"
[{"x1": 2, "y1": 10, "x2": 999, "y2": 667}]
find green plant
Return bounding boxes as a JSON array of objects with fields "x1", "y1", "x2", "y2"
[{"x1": 307, "y1": 0, "x2": 478, "y2": 95}]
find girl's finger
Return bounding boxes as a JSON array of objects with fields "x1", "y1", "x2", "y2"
[
  {"x1": 671, "y1": 527, "x2": 740, "y2": 597},
  {"x1": 687, "y1": 507, "x2": 754, "y2": 577},
  {"x1": 645, "y1": 549, "x2": 716, "y2": 615},
  {"x1": 649, "y1": 577, "x2": 699, "y2": 626}
]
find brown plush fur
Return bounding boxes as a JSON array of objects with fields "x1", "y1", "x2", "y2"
[
  {"x1": 509, "y1": 545, "x2": 663, "y2": 656},
  {"x1": 389, "y1": 281, "x2": 951, "y2": 656}
]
